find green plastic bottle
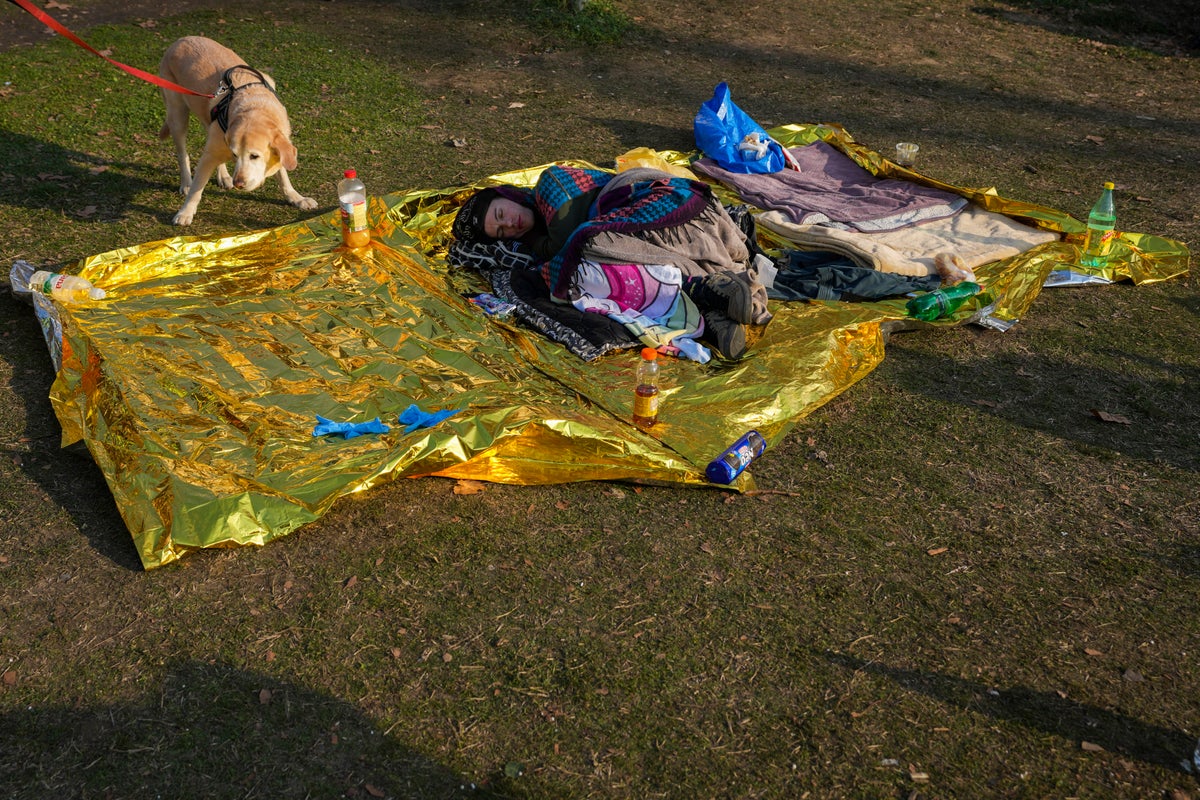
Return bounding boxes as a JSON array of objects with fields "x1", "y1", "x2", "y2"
[
  {"x1": 905, "y1": 281, "x2": 981, "y2": 322},
  {"x1": 1081, "y1": 181, "x2": 1116, "y2": 268}
]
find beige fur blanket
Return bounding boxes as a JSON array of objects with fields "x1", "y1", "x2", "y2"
[{"x1": 756, "y1": 203, "x2": 1059, "y2": 277}]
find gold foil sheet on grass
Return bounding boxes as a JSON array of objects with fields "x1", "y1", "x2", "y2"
[{"x1": 46, "y1": 125, "x2": 1190, "y2": 568}]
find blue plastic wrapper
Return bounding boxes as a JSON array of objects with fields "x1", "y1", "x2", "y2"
[
  {"x1": 468, "y1": 292, "x2": 516, "y2": 319},
  {"x1": 694, "y1": 82, "x2": 788, "y2": 174}
]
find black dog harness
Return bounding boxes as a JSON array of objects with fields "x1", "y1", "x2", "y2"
[{"x1": 210, "y1": 65, "x2": 278, "y2": 132}]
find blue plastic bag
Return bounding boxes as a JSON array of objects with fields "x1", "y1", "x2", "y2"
[{"x1": 693, "y1": 82, "x2": 788, "y2": 174}]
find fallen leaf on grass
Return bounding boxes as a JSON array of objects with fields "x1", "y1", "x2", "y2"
[
  {"x1": 1081, "y1": 740, "x2": 1105, "y2": 752},
  {"x1": 74, "y1": 205, "x2": 97, "y2": 218},
  {"x1": 1085, "y1": 134, "x2": 1106, "y2": 144},
  {"x1": 508, "y1": 102, "x2": 525, "y2": 109},
  {"x1": 259, "y1": 688, "x2": 272, "y2": 704},
  {"x1": 453, "y1": 479, "x2": 486, "y2": 495},
  {"x1": 908, "y1": 765, "x2": 929, "y2": 782},
  {"x1": 343, "y1": 575, "x2": 358, "y2": 589},
  {"x1": 1122, "y1": 668, "x2": 1144, "y2": 682},
  {"x1": 365, "y1": 784, "x2": 385, "y2": 798},
  {"x1": 1084, "y1": 647, "x2": 1103, "y2": 656},
  {"x1": 2, "y1": 670, "x2": 16, "y2": 686},
  {"x1": 927, "y1": 547, "x2": 948, "y2": 556},
  {"x1": 1090, "y1": 409, "x2": 1131, "y2": 424}
]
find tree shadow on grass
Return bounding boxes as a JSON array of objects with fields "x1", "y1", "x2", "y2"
[
  {"x1": 0, "y1": 659, "x2": 517, "y2": 799},
  {"x1": 821, "y1": 650, "x2": 1195, "y2": 773},
  {"x1": 3, "y1": 287, "x2": 146, "y2": 571},
  {"x1": 0, "y1": 127, "x2": 171, "y2": 221},
  {"x1": 0, "y1": 127, "x2": 316, "y2": 229},
  {"x1": 585, "y1": 116, "x2": 695, "y2": 156},
  {"x1": 880, "y1": 330, "x2": 1200, "y2": 475},
  {"x1": 973, "y1": 0, "x2": 1200, "y2": 57}
]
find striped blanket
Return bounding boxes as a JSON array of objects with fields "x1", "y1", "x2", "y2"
[{"x1": 535, "y1": 165, "x2": 713, "y2": 298}]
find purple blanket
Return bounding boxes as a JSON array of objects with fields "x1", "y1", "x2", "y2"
[{"x1": 694, "y1": 140, "x2": 966, "y2": 232}]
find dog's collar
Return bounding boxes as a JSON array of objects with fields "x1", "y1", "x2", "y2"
[{"x1": 210, "y1": 65, "x2": 278, "y2": 132}]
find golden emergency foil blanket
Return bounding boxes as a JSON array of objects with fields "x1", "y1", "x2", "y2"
[
  {"x1": 45, "y1": 125, "x2": 1189, "y2": 569},
  {"x1": 48, "y1": 210, "x2": 886, "y2": 567}
]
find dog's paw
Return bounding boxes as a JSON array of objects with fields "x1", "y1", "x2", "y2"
[
  {"x1": 294, "y1": 195, "x2": 318, "y2": 211},
  {"x1": 172, "y1": 209, "x2": 195, "y2": 226}
]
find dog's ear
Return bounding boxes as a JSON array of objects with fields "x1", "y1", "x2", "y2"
[{"x1": 275, "y1": 136, "x2": 299, "y2": 171}]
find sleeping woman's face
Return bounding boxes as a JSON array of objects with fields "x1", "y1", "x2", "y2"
[{"x1": 484, "y1": 198, "x2": 535, "y2": 240}]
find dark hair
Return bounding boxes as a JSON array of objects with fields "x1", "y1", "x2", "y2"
[{"x1": 451, "y1": 188, "x2": 501, "y2": 244}]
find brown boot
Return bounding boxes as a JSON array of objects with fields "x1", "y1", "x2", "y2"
[
  {"x1": 701, "y1": 309, "x2": 747, "y2": 360},
  {"x1": 684, "y1": 271, "x2": 754, "y2": 325}
]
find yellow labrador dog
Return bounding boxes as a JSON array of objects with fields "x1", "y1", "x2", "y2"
[{"x1": 158, "y1": 36, "x2": 317, "y2": 225}]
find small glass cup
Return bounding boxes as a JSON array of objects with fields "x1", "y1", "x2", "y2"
[{"x1": 895, "y1": 142, "x2": 919, "y2": 167}]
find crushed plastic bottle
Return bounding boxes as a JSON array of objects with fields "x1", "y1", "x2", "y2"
[
  {"x1": 905, "y1": 281, "x2": 981, "y2": 322},
  {"x1": 28, "y1": 270, "x2": 106, "y2": 303}
]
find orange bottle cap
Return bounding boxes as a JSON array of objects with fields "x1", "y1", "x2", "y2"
[{"x1": 641, "y1": 347, "x2": 658, "y2": 360}]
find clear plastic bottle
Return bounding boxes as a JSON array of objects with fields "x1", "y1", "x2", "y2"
[
  {"x1": 905, "y1": 281, "x2": 981, "y2": 322},
  {"x1": 338, "y1": 169, "x2": 369, "y2": 248},
  {"x1": 28, "y1": 270, "x2": 106, "y2": 303},
  {"x1": 632, "y1": 347, "x2": 660, "y2": 428},
  {"x1": 1081, "y1": 181, "x2": 1116, "y2": 268},
  {"x1": 706, "y1": 430, "x2": 767, "y2": 484}
]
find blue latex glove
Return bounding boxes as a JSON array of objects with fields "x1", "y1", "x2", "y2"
[
  {"x1": 398, "y1": 404, "x2": 460, "y2": 433},
  {"x1": 312, "y1": 415, "x2": 389, "y2": 439}
]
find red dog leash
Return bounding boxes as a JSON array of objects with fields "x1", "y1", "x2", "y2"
[{"x1": 5, "y1": 0, "x2": 212, "y2": 97}]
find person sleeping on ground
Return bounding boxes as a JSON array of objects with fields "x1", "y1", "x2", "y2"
[{"x1": 451, "y1": 165, "x2": 773, "y2": 361}]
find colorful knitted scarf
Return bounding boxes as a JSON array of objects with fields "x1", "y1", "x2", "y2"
[{"x1": 533, "y1": 165, "x2": 713, "y2": 298}]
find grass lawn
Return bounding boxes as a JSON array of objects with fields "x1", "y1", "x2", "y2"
[{"x1": 1, "y1": 0, "x2": 1197, "y2": 797}]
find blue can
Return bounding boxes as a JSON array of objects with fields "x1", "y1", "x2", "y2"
[{"x1": 705, "y1": 430, "x2": 767, "y2": 484}]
